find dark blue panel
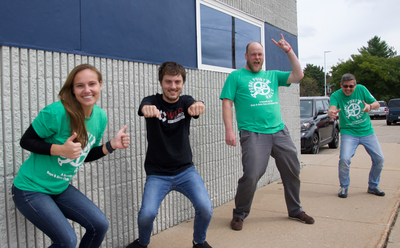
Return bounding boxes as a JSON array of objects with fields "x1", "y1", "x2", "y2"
[
  {"x1": 0, "y1": 0, "x2": 80, "y2": 51},
  {"x1": 264, "y1": 23, "x2": 298, "y2": 71},
  {"x1": 81, "y1": 0, "x2": 197, "y2": 68}
]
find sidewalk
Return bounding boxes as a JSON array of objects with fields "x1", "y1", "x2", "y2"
[{"x1": 148, "y1": 143, "x2": 400, "y2": 248}]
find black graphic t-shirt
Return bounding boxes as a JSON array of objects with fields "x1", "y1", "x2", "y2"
[{"x1": 138, "y1": 93, "x2": 197, "y2": 176}]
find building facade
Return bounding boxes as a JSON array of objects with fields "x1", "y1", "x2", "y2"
[{"x1": 0, "y1": 0, "x2": 301, "y2": 247}]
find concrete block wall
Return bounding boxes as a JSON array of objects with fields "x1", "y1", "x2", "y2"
[{"x1": 0, "y1": 45, "x2": 300, "y2": 247}]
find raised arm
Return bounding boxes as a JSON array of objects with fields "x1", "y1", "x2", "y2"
[{"x1": 271, "y1": 33, "x2": 304, "y2": 84}]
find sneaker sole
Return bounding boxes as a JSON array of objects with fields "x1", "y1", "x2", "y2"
[
  {"x1": 288, "y1": 216, "x2": 306, "y2": 223},
  {"x1": 368, "y1": 191, "x2": 385, "y2": 196},
  {"x1": 288, "y1": 216, "x2": 315, "y2": 224}
]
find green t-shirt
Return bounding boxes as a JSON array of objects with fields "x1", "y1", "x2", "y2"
[
  {"x1": 220, "y1": 68, "x2": 291, "y2": 134},
  {"x1": 330, "y1": 84, "x2": 376, "y2": 137},
  {"x1": 14, "y1": 101, "x2": 107, "y2": 194}
]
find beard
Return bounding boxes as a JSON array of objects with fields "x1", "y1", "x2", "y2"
[
  {"x1": 246, "y1": 60, "x2": 263, "y2": 73},
  {"x1": 162, "y1": 89, "x2": 182, "y2": 103},
  {"x1": 164, "y1": 94, "x2": 179, "y2": 102}
]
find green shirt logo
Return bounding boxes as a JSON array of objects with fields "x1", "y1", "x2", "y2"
[{"x1": 249, "y1": 77, "x2": 274, "y2": 99}]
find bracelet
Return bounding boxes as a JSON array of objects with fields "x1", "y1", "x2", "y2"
[
  {"x1": 369, "y1": 104, "x2": 373, "y2": 110},
  {"x1": 106, "y1": 141, "x2": 115, "y2": 154},
  {"x1": 286, "y1": 46, "x2": 292, "y2": 53}
]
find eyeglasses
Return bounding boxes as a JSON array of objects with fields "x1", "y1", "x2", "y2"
[{"x1": 342, "y1": 84, "x2": 355, "y2": 89}]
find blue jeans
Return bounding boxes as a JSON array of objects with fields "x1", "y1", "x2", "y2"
[
  {"x1": 137, "y1": 166, "x2": 212, "y2": 245},
  {"x1": 339, "y1": 133, "x2": 384, "y2": 189},
  {"x1": 12, "y1": 184, "x2": 109, "y2": 248}
]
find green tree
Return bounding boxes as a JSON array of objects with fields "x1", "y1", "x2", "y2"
[
  {"x1": 330, "y1": 52, "x2": 400, "y2": 102},
  {"x1": 358, "y1": 35, "x2": 397, "y2": 58},
  {"x1": 299, "y1": 77, "x2": 321, "y2": 96},
  {"x1": 303, "y1": 64, "x2": 325, "y2": 95}
]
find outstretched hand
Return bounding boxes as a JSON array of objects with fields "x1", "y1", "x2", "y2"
[
  {"x1": 271, "y1": 33, "x2": 291, "y2": 53},
  {"x1": 142, "y1": 105, "x2": 160, "y2": 118},
  {"x1": 328, "y1": 109, "x2": 341, "y2": 121},
  {"x1": 362, "y1": 101, "x2": 372, "y2": 112},
  {"x1": 188, "y1": 101, "x2": 205, "y2": 116},
  {"x1": 110, "y1": 125, "x2": 130, "y2": 149}
]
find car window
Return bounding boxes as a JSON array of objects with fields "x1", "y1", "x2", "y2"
[
  {"x1": 388, "y1": 100, "x2": 400, "y2": 107},
  {"x1": 322, "y1": 100, "x2": 330, "y2": 110},
  {"x1": 300, "y1": 100, "x2": 313, "y2": 118},
  {"x1": 379, "y1": 101, "x2": 387, "y2": 107},
  {"x1": 315, "y1": 100, "x2": 325, "y2": 113}
]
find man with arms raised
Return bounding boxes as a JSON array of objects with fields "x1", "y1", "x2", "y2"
[{"x1": 220, "y1": 35, "x2": 314, "y2": 231}]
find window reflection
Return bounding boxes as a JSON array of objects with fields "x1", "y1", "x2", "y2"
[
  {"x1": 200, "y1": 4, "x2": 261, "y2": 69},
  {"x1": 200, "y1": 5, "x2": 232, "y2": 68},
  {"x1": 234, "y1": 18, "x2": 261, "y2": 68},
  {"x1": 300, "y1": 100, "x2": 313, "y2": 118}
]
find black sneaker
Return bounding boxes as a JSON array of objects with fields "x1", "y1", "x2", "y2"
[
  {"x1": 338, "y1": 187, "x2": 348, "y2": 198},
  {"x1": 368, "y1": 187, "x2": 385, "y2": 196},
  {"x1": 289, "y1": 211, "x2": 315, "y2": 224},
  {"x1": 126, "y1": 239, "x2": 147, "y2": 248},
  {"x1": 193, "y1": 241, "x2": 212, "y2": 248}
]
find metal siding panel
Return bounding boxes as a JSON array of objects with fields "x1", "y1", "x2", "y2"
[
  {"x1": 81, "y1": 1, "x2": 197, "y2": 69},
  {"x1": 0, "y1": 1, "x2": 81, "y2": 51}
]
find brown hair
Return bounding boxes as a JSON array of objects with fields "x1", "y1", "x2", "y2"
[
  {"x1": 158, "y1": 61, "x2": 186, "y2": 83},
  {"x1": 58, "y1": 64, "x2": 102, "y2": 148}
]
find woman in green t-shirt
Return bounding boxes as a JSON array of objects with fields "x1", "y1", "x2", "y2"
[{"x1": 12, "y1": 64, "x2": 130, "y2": 247}]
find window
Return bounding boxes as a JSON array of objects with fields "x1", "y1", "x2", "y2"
[
  {"x1": 300, "y1": 100, "x2": 313, "y2": 118},
  {"x1": 322, "y1": 100, "x2": 330, "y2": 110},
  {"x1": 315, "y1": 100, "x2": 325, "y2": 113},
  {"x1": 197, "y1": 0, "x2": 265, "y2": 72}
]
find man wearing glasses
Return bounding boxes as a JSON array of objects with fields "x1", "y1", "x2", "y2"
[{"x1": 328, "y1": 73, "x2": 385, "y2": 198}]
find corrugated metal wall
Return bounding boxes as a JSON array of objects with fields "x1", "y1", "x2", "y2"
[{"x1": 0, "y1": 45, "x2": 299, "y2": 247}]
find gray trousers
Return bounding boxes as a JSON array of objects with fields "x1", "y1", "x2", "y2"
[{"x1": 233, "y1": 126, "x2": 303, "y2": 219}]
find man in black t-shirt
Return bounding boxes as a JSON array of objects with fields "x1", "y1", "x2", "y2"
[{"x1": 126, "y1": 62, "x2": 213, "y2": 248}]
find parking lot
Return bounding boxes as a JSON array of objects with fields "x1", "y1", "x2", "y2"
[{"x1": 317, "y1": 118, "x2": 400, "y2": 155}]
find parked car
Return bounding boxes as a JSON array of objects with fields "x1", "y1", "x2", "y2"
[
  {"x1": 369, "y1": 100, "x2": 388, "y2": 119},
  {"x1": 386, "y1": 98, "x2": 400, "y2": 125},
  {"x1": 300, "y1": 96, "x2": 339, "y2": 154}
]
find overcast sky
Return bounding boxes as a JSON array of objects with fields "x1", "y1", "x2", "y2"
[{"x1": 297, "y1": 0, "x2": 400, "y2": 73}]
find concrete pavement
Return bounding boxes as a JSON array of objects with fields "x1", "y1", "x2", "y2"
[{"x1": 146, "y1": 143, "x2": 400, "y2": 248}]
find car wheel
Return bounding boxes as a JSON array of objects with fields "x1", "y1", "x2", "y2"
[
  {"x1": 309, "y1": 133, "x2": 319, "y2": 154},
  {"x1": 387, "y1": 120, "x2": 392, "y2": 125},
  {"x1": 328, "y1": 128, "x2": 339, "y2": 148}
]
